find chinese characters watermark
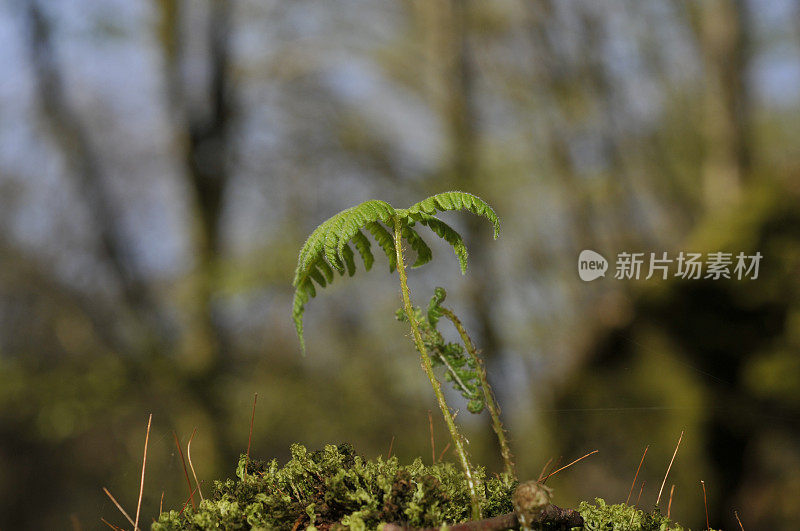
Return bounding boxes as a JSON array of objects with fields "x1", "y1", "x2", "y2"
[{"x1": 578, "y1": 250, "x2": 762, "y2": 282}]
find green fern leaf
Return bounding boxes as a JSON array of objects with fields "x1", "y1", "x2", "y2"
[
  {"x1": 415, "y1": 214, "x2": 469, "y2": 274},
  {"x1": 308, "y1": 264, "x2": 327, "y2": 287},
  {"x1": 404, "y1": 191, "x2": 500, "y2": 239},
  {"x1": 292, "y1": 192, "x2": 499, "y2": 354},
  {"x1": 317, "y1": 259, "x2": 335, "y2": 283},
  {"x1": 341, "y1": 242, "x2": 356, "y2": 276},
  {"x1": 324, "y1": 210, "x2": 350, "y2": 273},
  {"x1": 350, "y1": 230, "x2": 374, "y2": 271},
  {"x1": 334, "y1": 201, "x2": 392, "y2": 264},
  {"x1": 293, "y1": 200, "x2": 401, "y2": 354},
  {"x1": 427, "y1": 286, "x2": 447, "y2": 326},
  {"x1": 294, "y1": 215, "x2": 339, "y2": 285},
  {"x1": 401, "y1": 225, "x2": 432, "y2": 268},
  {"x1": 364, "y1": 221, "x2": 396, "y2": 272},
  {"x1": 292, "y1": 279, "x2": 316, "y2": 354}
]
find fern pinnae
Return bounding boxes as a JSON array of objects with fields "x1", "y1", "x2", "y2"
[
  {"x1": 350, "y1": 230, "x2": 374, "y2": 271},
  {"x1": 405, "y1": 191, "x2": 500, "y2": 239},
  {"x1": 364, "y1": 221, "x2": 396, "y2": 272},
  {"x1": 295, "y1": 213, "x2": 344, "y2": 285},
  {"x1": 340, "y1": 242, "x2": 357, "y2": 276},
  {"x1": 334, "y1": 201, "x2": 392, "y2": 269},
  {"x1": 307, "y1": 264, "x2": 327, "y2": 287},
  {"x1": 415, "y1": 214, "x2": 469, "y2": 274},
  {"x1": 324, "y1": 210, "x2": 350, "y2": 273},
  {"x1": 317, "y1": 259, "x2": 335, "y2": 283},
  {"x1": 401, "y1": 225, "x2": 433, "y2": 268},
  {"x1": 292, "y1": 280, "x2": 313, "y2": 354}
]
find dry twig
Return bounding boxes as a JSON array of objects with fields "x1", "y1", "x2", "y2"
[
  {"x1": 656, "y1": 430, "x2": 684, "y2": 506},
  {"x1": 543, "y1": 450, "x2": 598, "y2": 483},
  {"x1": 626, "y1": 445, "x2": 648, "y2": 504},
  {"x1": 102, "y1": 487, "x2": 135, "y2": 528},
  {"x1": 187, "y1": 428, "x2": 204, "y2": 500},
  {"x1": 173, "y1": 431, "x2": 195, "y2": 509},
  {"x1": 134, "y1": 413, "x2": 152, "y2": 531}
]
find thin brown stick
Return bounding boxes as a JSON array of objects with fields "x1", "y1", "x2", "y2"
[
  {"x1": 543, "y1": 450, "x2": 598, "y2": 482},
  {"x1": 437, "y1": 442, "x2": 451, "y2": 462},
  {"x1": 178, "y1": 484, "x2": 200, "y2": 516},
  {"x1": 667, "y1": 484, "x2": 675, "y2": 519},
  {"x1": 100, "y1": 517, "x2": 123, "y2": 531},
  {"x1": 428, "y1": 410, "x2": 435, "y2": 465},
  {"x1": 541, "y1": 456, "x2": 562, "y2": 483},
  {"x1": 636, "y1": 481, "x2": 646, "y2": 507},
  {"x1": 734, "y1": 510, "x2": 744, "y2": 530},
  {"x1": 134, "y1": 413, "x2": 152, "y2": 531},
  {"x1": 173, "y1": 431, "x2": 196, "y2": 509},
  {"x1": 187, "y1": 428, "x2": 204, "y2": 500},
  {"x1": 626, "y1": 445, "x2": 649, "y2": 504},
  {"x1": 537, "y1": 457, "x2": 554, "y2": 482},
  {"x1": 386, "y1": 435, "x2": 395, "y2": 460},
  {"x1": 701, "y1": 480, "x2": 709, "y2": 530},
  {"x1": 656, "y1": 430, "x2": 684, "y2": 506},
  {"x1": 247, "y1": 393, "x2": 258, "y2": 459},
  {"x1": 102, "y1": 487, "x2": 135, "y2": 528},
  {"x1": 70, "y1": 514, "x2": 82, "y2": 531},
  {"x1": 159, "y1": 490, "x2": 164, "y2": 515}
]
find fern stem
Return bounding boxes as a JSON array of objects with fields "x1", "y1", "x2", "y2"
[
  {"x1": 439, "y1": 307, "x2": 516, "y2": 481},
  {"x1": 392, "y1": 216, "x2": 482, "y2": 521}
]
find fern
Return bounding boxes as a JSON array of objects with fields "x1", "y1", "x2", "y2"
[
  {"x1": 292, "y1": 192, "x2": 498, "y2": 355},
  {"x1": 292, "y1": 191, "x2": 500, "y2": 520}
]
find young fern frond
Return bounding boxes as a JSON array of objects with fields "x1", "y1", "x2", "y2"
[
  {"x1": 396, "y1": 304, "x2": 484, "y2": 413},
  {"x1": 292, "y1": 191, "x2": 499, "y2": 355},
  {"x1": 403, "y1": 191, "x2": 500, "y2": 239},
  {"x1": 398, "y1": 286, "x2": 517, "y2": 480},
  {"x1": 292, "y1": 191, "x2": 500, "y2": 520}
]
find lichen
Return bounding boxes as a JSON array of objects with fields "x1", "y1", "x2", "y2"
[{"x1": 152, "y1": 443, "x2": 515, "y2": 530}]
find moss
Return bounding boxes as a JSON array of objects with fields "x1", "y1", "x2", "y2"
[
  {"x1": 153, "y1": 445, "x2": 709, "y2": 530},
  {"x1": 152, "y1": 443, "x2": 515, "y2": 530},
  {"x1": 577, "y1": 498, "x2": 718, "y2": 531}
]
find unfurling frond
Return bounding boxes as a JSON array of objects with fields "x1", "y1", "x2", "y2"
[
  {"x1": 292, "y1": 192, "x2": 499, "y2": 354},
  {"x1": 396, "y1": 289, "x2": 485, "y2": 414}
]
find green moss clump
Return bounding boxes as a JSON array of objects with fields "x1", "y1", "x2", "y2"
[
  {"x1": 152, "y1": 443, "x2": 515, "y2": 530},
  {"x1": 577, "y1": 498, "x2": 717, "y2": 531}
]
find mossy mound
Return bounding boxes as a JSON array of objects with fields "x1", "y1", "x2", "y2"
[
  {"x1": 578, "y1": 498, "x2": 716, "y2": 530},
  {"x1": 153, "y1": 443, "x2": 515, "y2": 530},
  {"x1": 152, "y1": 444, "x2": 711, "y2": 530}
]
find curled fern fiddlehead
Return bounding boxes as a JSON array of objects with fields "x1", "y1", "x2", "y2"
[
  {"x1": 398, "y1": 286, "x2": 517, "y2": 479},
  {"x1": 396, "y1": 301, "x2": 485, "y2": 414},
  {"x1": 292, "y1": 192, "x2": 498, "y2": 355}
]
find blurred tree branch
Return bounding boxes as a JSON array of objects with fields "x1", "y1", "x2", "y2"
[
  {"x1": 691, "y1": 0, "x2": 752, "y2": 211},
  {"x1": 25, "y1": 1, "x2": 168, "y2": 350},
  {"x1": 156, "y1": 0, "x2": 234, "y2": 374}
]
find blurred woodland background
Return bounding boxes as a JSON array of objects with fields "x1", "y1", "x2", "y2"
[{"x1": 0, "y1": 0, "x2": 799, "y2": 529}]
